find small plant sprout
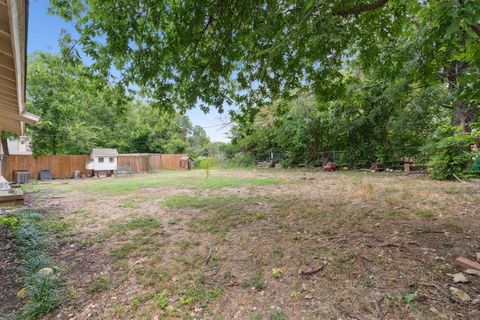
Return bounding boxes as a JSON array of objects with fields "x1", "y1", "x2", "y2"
[
  {"x1": 199, "y1": 157, "x2": 215, "y2": 178},
  {"x1": 155, "y1": 289, "x2": 169, "y2": 309},
  {"x1": 403, "y1": 291, "x2": 418, "y2": 307},
  {"x1": 271, "y1": 268, "x2": 284, "y2": 279}
]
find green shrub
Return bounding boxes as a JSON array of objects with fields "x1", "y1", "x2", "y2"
[
  {"x1": 424, "y1": 127, "x2": 476, "y2": 180},
  {"x1": 226, "y1": 154, "x2": 254, "y2": 168},
  {"x1": 0, "y1": 215, "x2": 19, "y2": 230}
]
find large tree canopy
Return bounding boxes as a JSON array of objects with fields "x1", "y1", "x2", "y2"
[
  {"x1": 50, "y1": 0, "x2": 480, "y2": 124},
  {"x1": 48, "y1": 1, "x2": 480, "y2": 117}
]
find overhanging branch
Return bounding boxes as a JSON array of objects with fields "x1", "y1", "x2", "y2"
[{"x1": 336, "y1": 0, "x2": 389, "y2": 17}]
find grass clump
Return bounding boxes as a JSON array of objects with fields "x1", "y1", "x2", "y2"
[
  {"x1": 414, "y1": 209, "x2": 435, "y2": 219},
  {"x1": 117, "y1": 217, "x2": 160, "y2": 232},
  {"x1": 86, "y1": 276, "x2": 111, "y2": 294},
  {"x1": 155, "y1": 289, "x2": 169, "y2": 309},
  {"x1": 177, "y1": 281, "x2": 222, "y2": 308},
  {"x1": 5, "y1": 211, "x2": 61, "y2": 320},
  {"x1": 241, "y1": 269, "x2": 267, "y2": 291},
  {"x1": 442, "y1": 219, "x2": 461, "y2": 231}
]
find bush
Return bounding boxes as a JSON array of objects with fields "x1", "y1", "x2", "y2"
[
  {"x1": 0, "y1": 215, "x2": 19, "y2": 230},
  {"x1": 225, "y1": 154, "x2": 254, "y2": 168},
  {"x1": 424, "y1": 127, "x2": 476, "y2": 180}
]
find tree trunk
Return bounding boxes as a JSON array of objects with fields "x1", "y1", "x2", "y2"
[
  {"x1": 52, "y1": 137, "x2": 57, "y2": 155},
  {"x1": 451, "y1": 101, "x2": 479, "y2": 133},
  {"x1": 447, "y1": 61, "x2": 478, "y2": 132}
]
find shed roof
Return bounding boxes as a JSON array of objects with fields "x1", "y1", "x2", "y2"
[
  {"x1": 180, "y1": 156, "x2": 193, "y2": 160},
  {"x1": 91, "y1": 148, "x2": 119, "y2": 156}
]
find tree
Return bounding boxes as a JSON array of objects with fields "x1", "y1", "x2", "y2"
[
  {"x1": 44, "y1": 1, "x2": 395, "y2": 110},
  {"x1": 27, "y1": 51, "x2": 130, "y2": 154},
  {"x1": 188, "y1": 126, "x2": 210, "y2": 157},
  {"x1": 26, "y1": 51, "x2": 198, "y2": 155},
  {"x1": 49, "y1": 0, "x2": 480, "y2": 128}
]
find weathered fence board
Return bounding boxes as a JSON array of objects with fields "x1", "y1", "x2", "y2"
[
  {"x1": 3, "y1": 153, "x2": 186, "y2": 181},
  {"x1": 4, "y1": 155, "x2": 90, "y2": 181},
  {"x1": 162, "y1": 154, "x2": 184, "y2": 169}
]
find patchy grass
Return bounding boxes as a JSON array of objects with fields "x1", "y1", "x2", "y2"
[
  {"x1": 22, "y1": 169, "x2": 480, "y2": 319},
  {"x1": 83, "y1": 174, "x2": 281, "y2": 194},
  {"x1": 21, "y1": 171, "x2": 282, "y2": 195},
  {"x1": 164, "y1": 194, "x2": 272, "y2": 233},
  {"x1": 98, "y1": 216, "x2": 161, "y2": 241}
]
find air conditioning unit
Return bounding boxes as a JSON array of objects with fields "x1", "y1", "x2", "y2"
[
  {"x1": 14, "y1": 171, "x2": 30, "y2": 184},
  {"x1": 39, "y1": 169, "x2": 52, "y2": 181}
]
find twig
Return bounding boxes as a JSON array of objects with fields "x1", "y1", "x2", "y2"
[
  {"x1": 452, "y1": 173, "x2": 466, "y2": 183},
  {"x1": 378, "y1": 242, "x2": 401, "y2": 248},
  {"x1": 421, "y1": 283, "x2": 460, "y2": 303},
  {"x1": 205, "y1": 247, "x2": 213, "y2": 266},
  {"x1": 298, "y1": 263, "x2": 326, "y2": 276},
  {"x1": 61, "y1": 39, "x2": 80, "y2": 65},
  {"x1": 334, "y1": 303, "x2": 365, "y2": 320},
  {"x1": 225, "y1": 281, "x2": 238, "y2": 287},
  {"x1": 374, "y1": 297, "x2": 387, "y2": 320},
  {"x1": 208, "y1": 264, "x2": 222, "y2": 276},
  {"x1": 360, "y1": 255, "x2": 373, "y2": 273}
]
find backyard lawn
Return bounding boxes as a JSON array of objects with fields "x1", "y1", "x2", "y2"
[{"x1": 17, "y1": 169, "x2": 480, "y2": 319}]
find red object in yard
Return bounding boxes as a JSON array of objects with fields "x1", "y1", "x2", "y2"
[{"x1": 323, "y1": 162, "x2": 337, "y2": 171}]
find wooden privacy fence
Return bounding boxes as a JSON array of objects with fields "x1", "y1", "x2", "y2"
[
  {"x1": 3, "y1": 153, "x2": 186, "y2": 181},
  {"x1": 117, "y1": 154, "x2": 186, "y2": 174}
]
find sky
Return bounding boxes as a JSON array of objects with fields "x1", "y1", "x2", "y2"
[{"x1": 27, "y1": 1, "x2": 232, "y2": 142}]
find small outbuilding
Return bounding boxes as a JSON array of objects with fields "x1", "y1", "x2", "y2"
[
  {"x1": 86, "y1": 148, "x2": 119, "y2": 177},
  {"x1": 179, "y1": 156, "x2": 194, "y2": 170}
]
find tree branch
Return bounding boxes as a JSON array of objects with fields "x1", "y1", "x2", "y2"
[{"x1": 336, "y1": 0, "x2": 389, "y2": 17}]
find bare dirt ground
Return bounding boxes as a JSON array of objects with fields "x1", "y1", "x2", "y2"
[{"x1": 20, "y1": 169, "x2": 480, "y2": 319}]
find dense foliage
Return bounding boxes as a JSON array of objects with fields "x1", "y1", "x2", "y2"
[
  {"x1": 49, "y1": 0, "x2": 480, "y2": 119},
  {"x1": 47, "y1": 0, "x2": 480, "y2": 179},
  {"x1": 423, "y1": 126, "x2": 478, "y2": 180},
  {"x1": 229, "y1": 69, "x2": 449, "y2": 167},
  {"x1": 26, "y1": 52, "x2": 222, "y2": 156}
]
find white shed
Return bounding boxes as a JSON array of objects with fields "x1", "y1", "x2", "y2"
[{"x1": 86, "y1": 148, "x2": 119, "y2": 176}]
